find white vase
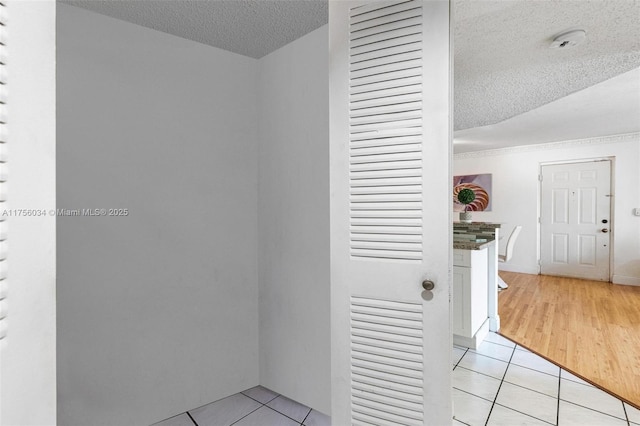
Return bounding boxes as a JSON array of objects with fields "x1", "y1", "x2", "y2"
[{"x1": 459, "y1": 211, "x2": 472, "y2": 223}]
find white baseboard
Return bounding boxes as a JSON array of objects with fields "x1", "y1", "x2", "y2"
[
  {"x1": 497, "y1": 266, "x2": 640, "y2": 285},
  {"x1": 612, "y1": 275, "x2": 640, "y2": 286},
  {"x1": 495, "y1": 268, "x2": 640, "y2": 286},
  {"x1": 498, "y1": 263, "x2": 540, "y2": 275},
  {"x1": 453, "y1": 319, "x2": 490, "y2": 350}
]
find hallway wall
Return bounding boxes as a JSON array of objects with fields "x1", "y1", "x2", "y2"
[
  {"x1": 453, "y1": 133, "x2": 640, "y2": 284},
  {"x1": 257, "y1": 25, "x2": 331, "y2": 415},
  {"x1": 57, "y1": 5, "x2": 260, "y2": 425}
]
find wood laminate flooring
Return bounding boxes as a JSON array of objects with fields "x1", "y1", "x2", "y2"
[{"x1": 498, "y1": 271, "x2": 640, "y2": 410}]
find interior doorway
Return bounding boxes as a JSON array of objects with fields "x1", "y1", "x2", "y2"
[{"x1": 539, "y1": 159, "x2": 613, "y2": 281}]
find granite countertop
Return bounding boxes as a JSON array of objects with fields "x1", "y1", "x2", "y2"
[
  {"x1": 453, "y1": 222, "x2": 502, "y2": 230},
  {"x1": 453, "y1": 239, "x2": 496, "y2": 250},
  {"x1": 453, "y1": 221, "x2": 500, "y2": 250}
]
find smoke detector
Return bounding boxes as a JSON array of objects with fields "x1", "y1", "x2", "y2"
[{"x1": 550, "y1": 29, "x2": 586, "y2": 49}]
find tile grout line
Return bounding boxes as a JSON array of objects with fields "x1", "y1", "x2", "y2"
[
  {"x1": 457, "y1": 385, "x2": 559, "y2": 424},
  {"x1": 241, "y1": 391, "x2": 279, "y2": 406},
  {"x1": 243, "y1": 393, "x2": 311, "y2": 425},
  {"x1": 622, "y1": 400, "x2": 630, "y2": 426},
  {"x1": 228, "y1": 404, "x2": 264, "y2": 426},
  {"x1": 176, "y1": 390, "x2": 269, "y2": 425},
  {"x1": 453, "y1": 387, "x2": 498, "y2": 404},
  {"x1": 508, "y1": 360, "x2": 561, "y2": 378},
  {"x1": 556, "y1": 369, "x2": 561, "y2": 425},
  {"x1": 483, "y1": 344, "x2": 517, "y2": 426},
  {"x1": 558, "y1": 396, "x2": 631, "y2": 422},
  {"x1": 467, "y1": 350, "x2": 513, "y2": 364},
  {"x1": 561, "y1": 375, "x2": 595, "y2": 387},
  {"x1": 501, "y1": 376, "x2": 560, "y2": 399},
  {"x1": 490, "y1": 402, "x2": 556, "y2": 426},
  {"x1": 477, "y1": 346, "x2": 558, "y2": 426},
  {"x1": 261, "y1": 403, "x2": 310, "y2": 425},
  {"x1": 301, "y1": 407, "x2": 312, "y2": 425},
  {"x1": 455, "y1": 363, "x2": 505, "y2": 382},
  {"x1": 470, "y1": 341, "x2": 518, "y2": 355},
  {"x1": 186, "y1": 411, "x2": 198, "y2": 426},
  {"x1": 453, "y1": 347, "x2": 469, "y2": 370},
  {"x1": 480, "y1": 339, "x2": 517, "y2": 350},
  {"x1": 492, "y1": 362, "x2": 560, "y2": 425},
  {"x1": 228, "y1": 389, "x2": 279, "y2": 426}
]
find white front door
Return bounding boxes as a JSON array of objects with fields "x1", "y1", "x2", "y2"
[
  {"x1": 330, "y1": 1, "x2": 452, "y2": 424},
  {"x1": 540, "y1": 160, "x2": 612, "y2": 281}
]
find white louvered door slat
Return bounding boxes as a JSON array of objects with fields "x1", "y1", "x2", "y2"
[{"x1": 331, "y1": 0, "x2": 452, "y2": 424}]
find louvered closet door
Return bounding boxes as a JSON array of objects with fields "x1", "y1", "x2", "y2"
[
  {"x1": 330, "y1": 1, "x2": 452, "y2": 424},
  {"x1": 0, "y1": 0, "x2": 7, "y2": 341}
]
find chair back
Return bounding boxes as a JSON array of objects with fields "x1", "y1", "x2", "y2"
[{"x1": 503, "y1": 225, "x2": 523, "y2": 262}]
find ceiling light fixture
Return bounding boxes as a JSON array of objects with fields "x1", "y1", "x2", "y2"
[{"x1": 549, "y1": 29, "x2": 586, "y2": 49}]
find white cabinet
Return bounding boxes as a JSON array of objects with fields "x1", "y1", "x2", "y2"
[{"x1": 453, "y1": 249, "x2": 489, "y2": 342}]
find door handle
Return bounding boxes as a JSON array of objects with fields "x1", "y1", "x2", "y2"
[
  {"x1": 601, "y1": 228, "x2": 609, "y2": 233},
  {"x1": 422, "y1": 280, "x2": 435, "y2": 291}
]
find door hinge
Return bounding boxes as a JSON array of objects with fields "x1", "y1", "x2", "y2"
[{"x1": 538, "y1": 174, "x2": 543, "y2": 182}]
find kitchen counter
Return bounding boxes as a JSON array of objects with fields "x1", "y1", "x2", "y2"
[
  {"x1": 452, "y1": 222, "x2": 502, "y2": 341},
  {"x1": 453, "y1": 247, "x2": 489, "y2": 347},
  {"x1": 452, "y1": 239, "x2": 496, "y2": 250}
]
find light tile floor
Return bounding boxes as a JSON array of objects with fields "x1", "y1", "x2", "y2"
[
  {"x1": 152, "y1": 386, "x2": 330, "y2": 426},
  {"x1": 153, "y1": 332, "x2": 640, "y2": 425},
  {"x1": 453, "y1": 332, "x2": 640, "y2": 426}
]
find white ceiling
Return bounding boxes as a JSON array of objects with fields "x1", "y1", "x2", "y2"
[{"x1": 62, "y1": 0, "x2": 640, "y2": 153}]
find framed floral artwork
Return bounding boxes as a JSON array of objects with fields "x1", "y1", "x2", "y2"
[{"x1": 453, "y1": 174, "x2": 492, "y2": 212}]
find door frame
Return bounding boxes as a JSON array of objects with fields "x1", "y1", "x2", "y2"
[{"x1": 537, "y1": 156, "x2": 615, "y2": 281}]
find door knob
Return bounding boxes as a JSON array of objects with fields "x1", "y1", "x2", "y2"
[
  {"x1": 601, "y1": 228, "x2": 609, "y2": 233},
  {"x1": 422, "y1": 280, "x2": 435, "y2": 291}
]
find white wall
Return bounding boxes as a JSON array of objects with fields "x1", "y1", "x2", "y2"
[
  {"x1": 0, "y1": 1, "x2": 57, "y2": 425},
  {"x1": 57, "y1": 5, "x2": 260, "y2": 425},
  {"x1": 454, "y1": 133, "x2": 640, "y2": 284},
  {"x1": 257, "y1": 26, "x2": 331, "y2": 415}
]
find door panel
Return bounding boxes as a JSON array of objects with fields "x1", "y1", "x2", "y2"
[
  {"x1": 330, "y1": 0, "x2": 452, "y2": 424},
  {"x1": 552, "y1": 189, "x2": 569, "y2": 223},
  {"x1": 540, "y1": 161, "x2": 611, "y2": 281},
  {"x1": 552, "y1": 234, "x2": 568, "y2": 263},
  {"x1": 578, "y1": 235, "x2": 596, "y2": 265}
]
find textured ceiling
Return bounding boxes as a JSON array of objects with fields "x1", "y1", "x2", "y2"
[
  {"x1": 453, "y1": 0, "x2": 640, "y2": 131},
  {"x1": 62, "y1": 0, "x2": 640, "y2": 140},
  {"x1": 455, "y1": 66, "x2": 640, "y2": 153},
  {"x1": 61, "y1": 0, "x2": 328, "y2": 59}
]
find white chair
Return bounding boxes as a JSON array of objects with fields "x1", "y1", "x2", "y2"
[{"x1": 498, "y1": 225, "x2": 522, "y2": 289}]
